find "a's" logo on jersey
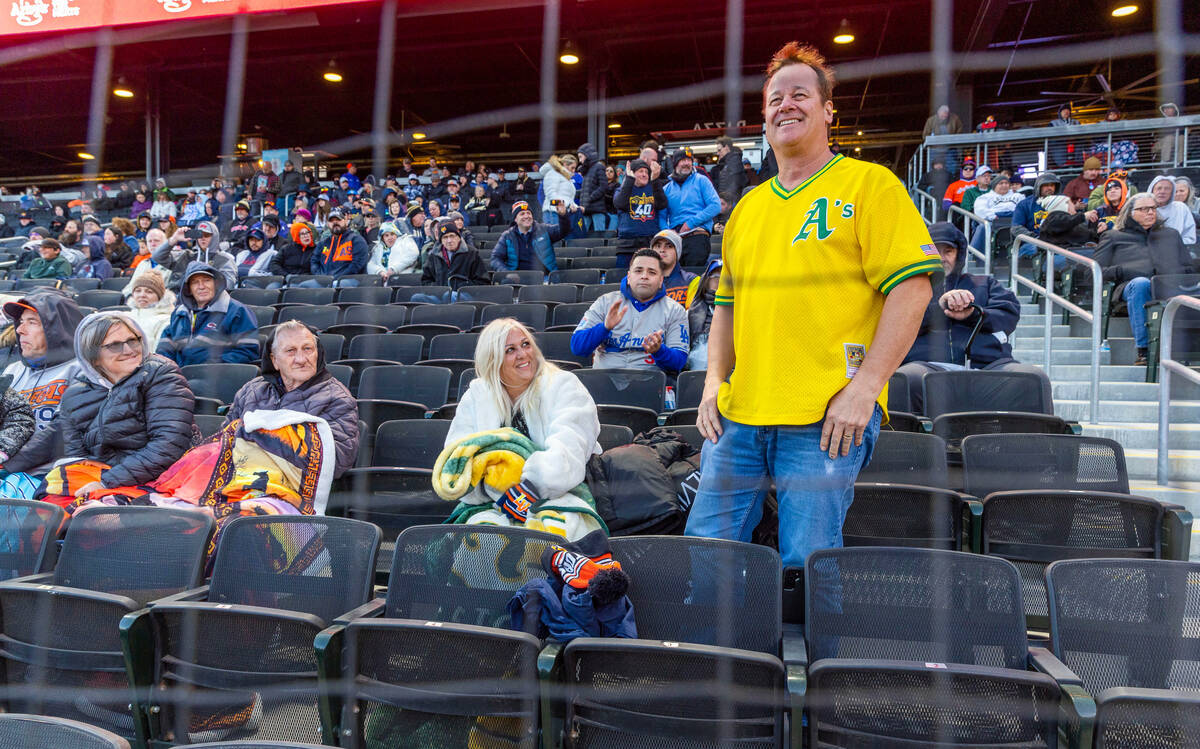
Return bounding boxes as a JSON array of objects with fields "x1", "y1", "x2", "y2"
[{"x1": 791, "y1": 197, "x2": 855, "y2": 243}]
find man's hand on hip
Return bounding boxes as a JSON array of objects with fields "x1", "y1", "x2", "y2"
[{"x1": 820, "y1": 381, "x2": 877, "y2": 459}]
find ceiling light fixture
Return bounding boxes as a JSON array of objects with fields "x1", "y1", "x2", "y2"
[
  {"x1": 1110, "y1": 4, "x2": 1138, "y2": 16},
  {"x1": 608, "y1": 122, "x2": 621, "y2": 129},
  {"x1": 856, "y1": 130, "x2": 863, "y2": 136},
  {"x1": 323, "y1": 60, "x2": 343, "y2": 83},
  {"x1": 559, "y1": 41, "x2": 580, "y2": 65},
  {"x1": 78, "y1": 151, "x2": 95, "y2": 160},
  {"x1": 498, "y1": 124, "x2": 511, "y2": 139},
  {"x1": 112, "y1": 77, "x2": 134, "y2": 98},
  {"x1": 412, "y1": 132, "x2": 427, "y2": 140},
  {"x1": 833, "y1": 19, "x2": 855, "y2": 44}
]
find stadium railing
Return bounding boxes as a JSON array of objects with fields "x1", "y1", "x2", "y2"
[
  {"x1": 911, "y1": 190, "x2": 994, "y2": 279},
  {"x1": 1157, "y1": 295, "x2": 1200, "y2": 484},
  {"x1": 1010, "y1": 235, "x2": 1102, "y2": 423},
  {"x1": 905, "y1": 113, "x2": 1200, "y2": 190}
]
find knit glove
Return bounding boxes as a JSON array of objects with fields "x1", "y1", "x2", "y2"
[{"x1": 497, "y1": 480, "x2": 539, "y2": 524}]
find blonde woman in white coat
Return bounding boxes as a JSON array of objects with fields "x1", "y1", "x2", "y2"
[
  {"x1": 367, "y1": 221, "x2": 419, "y2": 280},
  {"x1": 539, "y1": 155, "x2": 578, "y2": 214},
  {"x1": 446, "y1": 317, "x2": 604, "y2": 541}
]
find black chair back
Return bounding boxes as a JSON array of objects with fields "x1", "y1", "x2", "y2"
[
  {"x1": 962, "y1": 433, "x2": 1129, "y2": 498},
  {"x1": 373, "y1": 419, "x2": 451, "y2": 469},
  {"x1": 0, "y1": 500, "x2": 64, "y2": 580},
  {"x1": 858, "y1": 431, "x2": 949, "y2": 488},
  {"x1": 574, "y1": 368, "x2": 665, "y2": 410},
  {"x1": 922, "y1": 369, "x2": 1053, "y2": 419}
]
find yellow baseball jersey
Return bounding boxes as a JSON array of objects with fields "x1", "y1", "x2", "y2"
[{"x1": 715, "y1": 154, "x2": 940, "y2": 425}]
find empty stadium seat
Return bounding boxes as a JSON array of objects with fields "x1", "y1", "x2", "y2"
[
  {"x1": 336, "y1": 286, "x2": 392, "y2": 305},
  {"x1": 597, "y1": 423, "x2": 634, "y2": 451},
  {"x1": 346, "y1": 333, "x2": 424, "y2": 364},
  {"x1": 323, "y1": 323, "x2": 388, "y2": 343},
  {"x1": 0, "y1": 499, "x2": 63, "y2": 581},
  {"x1": 459, "y1": 284, "x2": 515, "y2": 304},
  {"x1": 428, "y1": 332, "x2": 479, "y2": 361},
  {"x1": 372, "y1": 419, "x2": 451, "y2": 468},
  {"x1": 923, "y1": 369, "x2": 1054, "y2": 418},
  {"x1": 180, "y1": 363, "x2": 259, "y2": 404},
  {"x1": 858, "y1": 431, "x2": 949, "y2": 488},
  {"x1": 574, "y1": 368, "x2": 665, "y2": 411},
  {"x1": 408, "y1": 303, "x2": 475, "y2": 329},
  {"x1": 281, "y1": 287, "x2": 335, "y2": 306},
  {"x1": 491, "y1": 269, "x2": 543, "y2": 286},
  {"x1": 76, "y1": 289, "x2": 123, "y2": 308},
  {"x1": 518, "y1": 284, "x2": 578, "y2": 305},
  {"x1": 276, "y1": 304, "x2": 339, "y2": 329},
  {"x1": 358, "y1": 365, "x2": 450, "y2": 410},
  {"x1": 479, "y1": 302, "x2": 548, "y2": 330},
  {"x1": 0, "y1": 714, "x2": 131, "y2": 749},
  {"x1": 229, "y1": 288, "x2": 280, "y2": 307},
  {"x1": 342, "y1": 304, "x2": 408, "y2": 328}
]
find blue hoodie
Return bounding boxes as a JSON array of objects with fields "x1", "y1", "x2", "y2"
[
  {"x1": 662, "y1": 171, "x2": 722, "y2": 233},
  {"x1": 157, "y1": 262, "x2": 260, "y2": 366}
]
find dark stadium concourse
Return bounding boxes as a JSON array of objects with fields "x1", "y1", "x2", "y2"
[{"x1": 0, "y1": 0, "x2": 1191, "y2": 183}]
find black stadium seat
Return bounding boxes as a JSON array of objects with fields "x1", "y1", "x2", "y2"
[
  {"x1": 276, "y1": 304, "x2": 339, "y2": 329},
  {"x1": 372, "y1": 419, "x2": 451, "y2": 468},
  {"x1": 358, "y1": 364, "x2": 451, "y2": 409},
  {"x1": 347, "y1": 333, "x2": 424, "y2": 364},
  {"x1": 342, "y1": 304, "x2": 409, "y2": 328}
]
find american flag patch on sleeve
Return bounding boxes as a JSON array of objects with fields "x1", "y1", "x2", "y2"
[{"x1": 921, "y1": 243, "x2": 940, "y2": 256}]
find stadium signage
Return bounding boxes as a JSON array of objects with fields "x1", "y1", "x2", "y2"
[{"x1": 4, "y1": 0, "x2": 372, "y2": 36}]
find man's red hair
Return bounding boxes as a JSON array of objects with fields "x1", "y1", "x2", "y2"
[{"x1": 764, "y1": 42, "x2": 835, "y2": 104}]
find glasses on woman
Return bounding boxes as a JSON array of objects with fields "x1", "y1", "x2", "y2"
[{"x1": 100, "y1": 337, "x2": 143, "y2": 354}]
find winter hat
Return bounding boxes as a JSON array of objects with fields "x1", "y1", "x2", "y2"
[
  {"x1": 408, "y1": 174, "x2": 420, "y2": 182},
  {"x1": 628, "y1": 159, "x2": 650, "y2": 175},
  {"x1": 975, "y1": 165, "x2": 992, "y2": 176},
  {"x1": 447, "y1": 210, "x2": 464, "y2": 222},
  {"x1": 405, "y1": 204, "x2": 424, "y2": 219},
  {"x1": 1083, "y1": 157, "x2": 1103, "y2": 171},
  {"x1": 235, "y1": 200, "x2": 250, "y2": 212},
  {"x1": 511, "y1": 200, "x2": 532, "y2": 217},
  {"x1": 328, "y1": 207, "x2": 348, "y2": 220},
  {"x1": 541, "y1": 530, "x2": 630, "y2": 605},
  {"x1": 81, "y1": 214, "x2": 100, "y2": 228},
  {"x1": 436, "y1": 219, "x2": 460, "y2": 240},
  {"x1": 651, "y1": 229, "x2": 683, "y2": 255},
  {"x1": 379, "y1": 221, "x2": 399, "y2": 236},
  {"x1": 130, "y1": 271, "x2": 166, "y2": 301},
  {"x1": 294, "y1": 208, "x2": 313, "y2": 222},
  {"x1": 1039, "y1": 194, "x2": 1071, "y2": 214},
  {"x1": 261, "y1": 214, "x2": 280, "y2": 228}
]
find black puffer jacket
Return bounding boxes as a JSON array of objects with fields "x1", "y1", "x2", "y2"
[
  {"x1": 1094, "y1": 220, "x2": 1195, "y2": 298},
  {"x1": 576, "y1": 142, "x2": 608, "y2": 215},
  {"x1": 56, "y1": 313, "x2": 196, "y2": 488},
  {"x1": 222, "y1": 324, "x2": 359, "y2": 477}
]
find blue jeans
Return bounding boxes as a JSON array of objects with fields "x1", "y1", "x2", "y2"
[
  {"x1": 1122, "y1": 276, "x2": 1152, "y2": 348},
  {"x1": 685, "y1": 407, "x2": 882, "y2": 568}
]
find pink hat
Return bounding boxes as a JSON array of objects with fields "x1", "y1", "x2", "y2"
[{"x1": 294, "y1": 208, "x2": 313, "y2": 222}]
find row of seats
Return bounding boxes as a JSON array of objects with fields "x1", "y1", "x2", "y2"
[{"x1": 0, "y1": 506, "x2": 1192, "y2": 747}]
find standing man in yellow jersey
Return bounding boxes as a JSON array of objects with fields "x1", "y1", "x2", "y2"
[{"x1": 685, "y1": 43, "x2": 941, "y2": 569}]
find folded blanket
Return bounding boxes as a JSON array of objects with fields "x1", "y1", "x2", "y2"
[{"x1": 432, "y1": 428, "x2": 606, "y2": 538}]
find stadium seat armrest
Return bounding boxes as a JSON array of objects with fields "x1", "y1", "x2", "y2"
[
  {"x1": 146, "y1": 584, "x2": 210, "y2": 606},
  {"x1": 119, "y1": 607, "x2": 157, "y2": 747},
  {"x1": 786, "y1": 662, "x2": 808, "y2": 749},
  {"x1": 1028, "y1": 647, "x2": 1082, "y2": 686},
  {"x1": 0, "y1": 572, "x2": 53, "y2": 585},
  {"x1": 538, "y1": 642, "x2": 565, "y2": 749},
  {"x1": 781, "y1": 624, "x2": 808, "y2": 667},
  {"x1": 315, "y1": 623, "x2": 346, "y2": 746},
  {"x1": 963, "y1": 497, "x2": 984, "y2": 553},
  {"x1": 332, "y1": 596, "x2": 386, "y2": 625},
  {"x1": 1162, "y1": 506, "x2": 1194, "y2": 561},
  {"x1": 1058, "y1": 683, "x2": 1097, "y2": 749}
]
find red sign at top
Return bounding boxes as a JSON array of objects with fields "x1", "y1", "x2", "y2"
[{"x1": 4, "y1": 0, "x2": 375, "y2": 37}]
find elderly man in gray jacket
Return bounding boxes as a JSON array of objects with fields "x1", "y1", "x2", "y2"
[{"x1": 222, "y1": 320, "x2": 360, "y2": 477}]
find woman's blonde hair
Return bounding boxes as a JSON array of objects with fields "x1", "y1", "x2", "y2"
[{"x1": 474, "y1": 318, "x2": 559, "y2": 427}]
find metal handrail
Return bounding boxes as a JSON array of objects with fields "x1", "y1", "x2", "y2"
[
  {"x1": 1157, "y1": 295, "x2": 1200, "y2": 485},
  {"x1": 1008, "y1": 234, "x2": 1102, "y2": 423},
  {"x1": 911, "y1": 188, "x2": 938, "y2": 225},
  {"x1": 947, "y1": 204, "x2": 992, "y2": 278}
]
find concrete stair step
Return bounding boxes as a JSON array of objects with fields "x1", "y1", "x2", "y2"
[
  {"x1": 1013, "y1": 337, "x2": 1095, "y2": 351},
  {"x1": 1084, "y1": 423, "x2": 1200, "y2": 450},
  {"x1": 1126, "y1": 449, "x2": 1200, "y2": 483},
  {"x1": 1055, "y1": 398, "x2": 1200, "y2": 424},
  {"x1": 1054, "y1": 382, "x2": 1163, "y2": 401},
  {"x1": 1049, "y1": 364, "x2": 1147, "y2": 382},
  {"x1": 1021, "y1": 350, "x2": 1112, "y2": 365}
]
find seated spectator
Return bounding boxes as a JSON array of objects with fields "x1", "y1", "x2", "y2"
[
  {"x1": 30, "y1": 311, "x2": 196, "y2": 509},
  {"x1": 1012, "y1": 171, "x2": 1064, "y2": 263},
  {"x1": 490, "y1": 200, "x2": 569, "y2": 273},
  {"x1": 1037, "y1": 194, "x2": 1100, "y2": 251},
  {"x1": 960, "y1": 165, "x2": 992, "y2": 215},
  {"x1": 149, "y1": 189, "x2": 177, "y2": 220},
  {"x1": 270, "y1": 222, "x2": 317, "y2": 278},
  {"x1": 419, "y1": 220, "x2": 489, "y2": 298},
  {"x1": 1149, "y1": 175, "x2": 1197, "y2": 246},
  {"x1": 970, "y1": 174, "x2": 1023, "y2": 249},
  {"x1": 14, "y1": 211, "x2": 35, "y2": 238},
  {"x1": 156, "y1": 220, "x2": 237, "y2": 291},
  {"x1": 1094, "y1": 193, "x2": 1196, "y2": 364},
  {"x1": 309, "y1": 207, "x2": 368, "y2": 282},
  {"x1": 0, "y1": 375, "x2": 36, "y2": 498},
  {"x1": 130, "y1": 193, "x2": 153, "y2": 218},
  {"x1": 1176, "y1": 177, "x2": 1198, "y2": 215},
  {"x1": 570, "y1": 248, "x2": 688, "y2": 374},
  {"x1": 684, "y1": 259, "x2": 722, "y2": 371},
  {"x1": 124, "y1": 270, "x2": 175, "y2": 352},
  {"x1": 226, "y1": 200, "x2": 255, "y2": 245},
  {"x1": 223, "y1": 320, "x2": 359, "y2": 478},
  {"x1": 79, "y1": 240, "x2": 114, "y2": 280},
  {"x1": 103, "y1": 226, "x2": 135, "y2": 273},
  {"x1": 1091, "y1": 172, "x2": 1129, "y2": 228},
  {"x1": 651, "y1": 229, "x2": 695, "y2": 304},
  {"x1": 445, "y1": 317, "x2": 603, "y2": 539},
  {"x1": 157, "y1": 262, "x2": 260, "y2": 366},
  {"x1": 896, "y1": 223, "x2": 1034, "y2": 413},
  {"x1": 81, "y1": 214, "x2": 103, "y2": 239},
  {"x1": 465, "y1": 185, "x2": 491, "y2": 226},
  {"x1": 1, "y1": 291, "x2": 85, "y2": 482},
  {"x1": 1064, "y1": 157, "x2": 1103, "y2": 208},
  {"x1": 367, "y1": 221, "x2": 419, "y2": 280},
  {"x1": 24, "y1": 239, "x2": 72, "y2": 280},
  {"x1": 234, "y1": 228, "x2": 277, "y2": 279},
  {"x1": 941, "y1": 159, "x2": 977, "y2": 212}
]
